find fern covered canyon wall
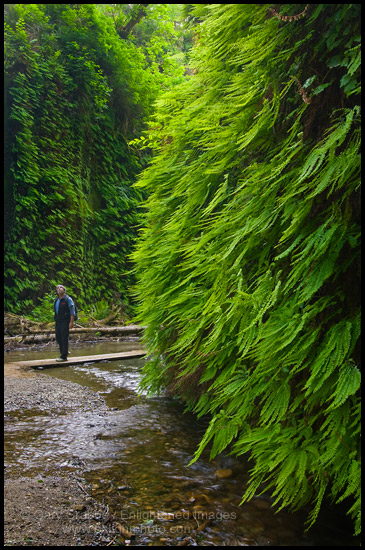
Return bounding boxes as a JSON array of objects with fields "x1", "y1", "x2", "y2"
[
  {"x1": 4, "y1": 3, "x2": 188, "y2": 313},
  {"x1": 4, "y1": 3, "x2": 361, "y2": 536},
  {"x1": 132, "y1": 4, "x2": 361, "y2": 535}
]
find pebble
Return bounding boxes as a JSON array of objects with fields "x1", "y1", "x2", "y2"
[{"x1": 74, "y1": 504, "x2": 86, "y2": 511}]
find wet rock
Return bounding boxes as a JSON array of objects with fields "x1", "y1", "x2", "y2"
[
  {"x1": 192, "y1": 493, "x2": 213, "y2": 505},
  {"x1": 214, "y1": 468, "x2": 233, "y2": 479}
]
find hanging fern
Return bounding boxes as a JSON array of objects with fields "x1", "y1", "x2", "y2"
[{"x1": 133, "y1": 4, "x2": 361, "y2": 536}]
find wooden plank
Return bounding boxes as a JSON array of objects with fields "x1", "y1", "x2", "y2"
[{"x1": 5, "y1": 349, "x2": 147, "y2": 370}]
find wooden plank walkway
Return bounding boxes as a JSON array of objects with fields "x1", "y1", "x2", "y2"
[{"x1": 5, "y1": 349, "x2": 146, "y2": 370}]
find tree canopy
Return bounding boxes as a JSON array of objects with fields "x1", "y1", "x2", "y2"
[{"x1": 132, "y1": 4, "x2": 361, "y2": 534}]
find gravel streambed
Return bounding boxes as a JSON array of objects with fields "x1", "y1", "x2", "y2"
[
  {"x1": 4, "y1": 373, "x2": 107, "y2": 413},
  {"x1": 4, "y1": 371, "x2": 123, "y2": 546}
]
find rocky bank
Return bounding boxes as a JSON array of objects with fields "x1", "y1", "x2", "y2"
[{"x1": 4, "y1": 368, "x2": 123, "y2": 546}]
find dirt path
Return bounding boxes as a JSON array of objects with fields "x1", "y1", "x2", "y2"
[
  {"x1": 4, "y1": 474, "x2": 118, "y2": 546},
  {"x1": 4, "y1": 366, "x2": 123, "y2": 546},
  {"x1": 4, "y1": 362, "x2": 36, "y2": 378}
]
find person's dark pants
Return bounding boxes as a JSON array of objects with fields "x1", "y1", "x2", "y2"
[{"x1": 55, "y1": 320, "x2": 69, "y2": 359}]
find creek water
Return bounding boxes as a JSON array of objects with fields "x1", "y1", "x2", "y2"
[{"x1": 4, "y1": 341, "x2": 359, "y2": 546}]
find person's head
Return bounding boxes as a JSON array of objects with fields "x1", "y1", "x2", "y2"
[{"x1": 56, "y1": 285, "x2": 66, "y2": 297}]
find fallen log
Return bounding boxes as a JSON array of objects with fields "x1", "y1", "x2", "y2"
[
  {"x1": 26, "y1": 325, "x2": 145, "y2": 335},
  {"x1": 4, "y1": 326, "x2": 146, "y2": 350},
  {"x1": 4, "y1": 312, "x2": 43, "y2": 334}
]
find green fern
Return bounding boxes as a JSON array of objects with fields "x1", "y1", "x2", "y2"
[
  {"x1": 133, "y1": 3, "x2": 361, "y2": 536},
  {"x1": 259, "y1": 381, "x2": 291, "y2": 426},
  {"x1": 325, "y1": 361, "x2": 361, "y2": 410},
  {"x1": 304, "y1": 320, "x2": 353, "y2": 396}
]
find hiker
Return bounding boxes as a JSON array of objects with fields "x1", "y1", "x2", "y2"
[{"x1": 54, "y1": 284, "x2": 75, "y2": 362}]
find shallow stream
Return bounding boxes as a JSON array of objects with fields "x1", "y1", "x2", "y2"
[{"x1": 4, "y1": 341, "x2": 359, "y2": 546}]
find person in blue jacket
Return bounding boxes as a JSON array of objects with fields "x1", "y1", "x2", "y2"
[{"x1": 54, "y1": 285, "x2": 75, "y2": 361}]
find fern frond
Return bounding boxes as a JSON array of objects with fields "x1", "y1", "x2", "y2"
[
  {"x1": 297, "y1": 107, "x2": 360, "y2": 185},
  {"x1": 325, "y1": 361, "x2": 361, "y2": 410},
  {"x1": 189, "y1": 409, "x2": 245, "y2": 463},
  {"x1": 259, "y1": 382, "x2": 290, "y2": 426},
  {"x1": 305, "y1": 480, "x2": 327, "y2": 531},
  {"x1": 304, "y1": 320, "x2": 353, "y2": 396}
]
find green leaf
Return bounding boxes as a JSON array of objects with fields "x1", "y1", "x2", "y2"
[{"x1": 312, "y1": 82, "x2": 332, "y2": 95}]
